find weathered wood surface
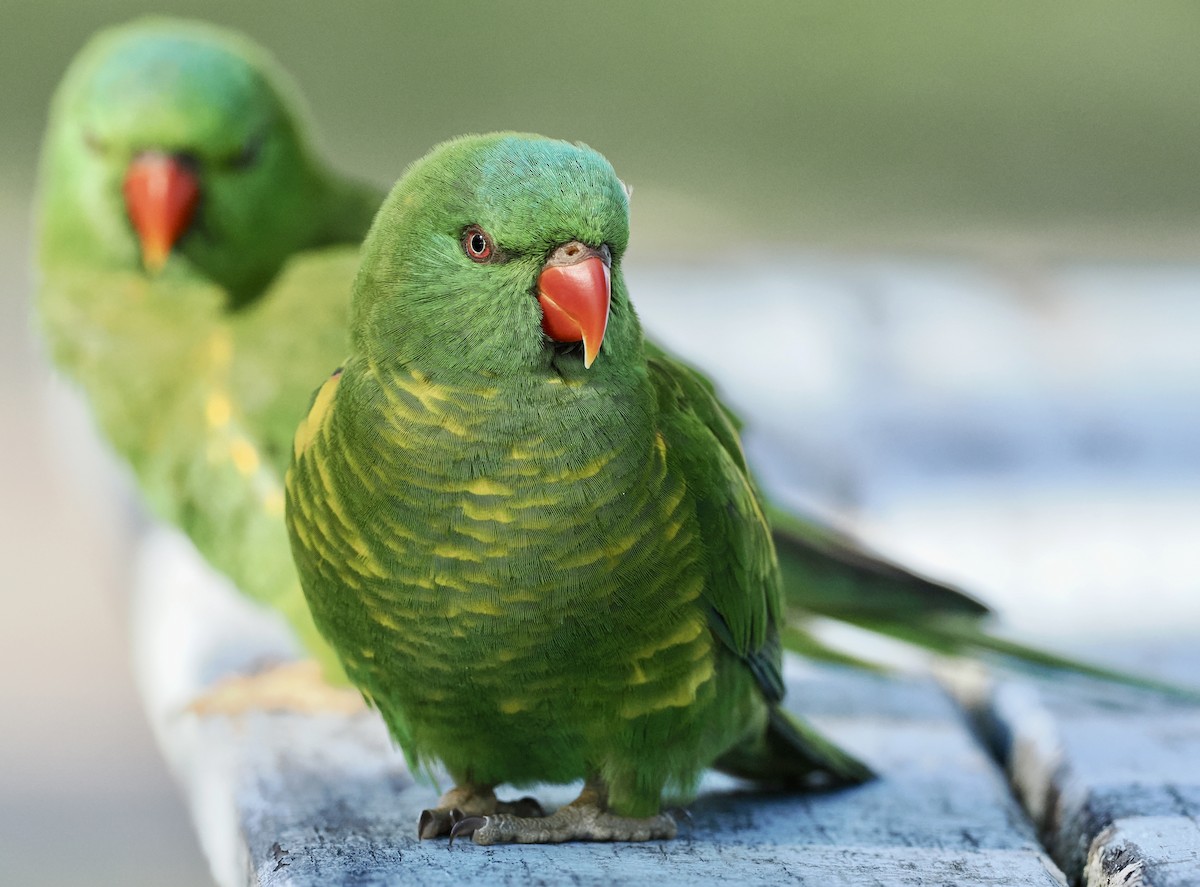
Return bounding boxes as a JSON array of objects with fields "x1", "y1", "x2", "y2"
[
  {"x1": 135, "y1": 529, "x2": 1065, "y2": 887},
  {"x1": 1086, "y1": 820, "x2": 1200, "y2": 887},
  {"x1": 125, "y1": 258, "x2": 1200, "y2": 885},
  {"x1": 957, "y1": 649, "x2": 1200, "y2": 887}
]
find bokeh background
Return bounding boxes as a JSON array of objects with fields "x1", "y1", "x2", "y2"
[{"x1": 2, "y1": 3, "x2": 1198, "y2": 885}]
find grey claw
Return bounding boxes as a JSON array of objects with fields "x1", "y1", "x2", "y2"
[
  {"x1": 668, "y1": 806, "x2": 693, "y2": 829},
  {"x1": 449, "y1": 808, "x2": 464, "y2": 825},
  {"x1": 417, "y1": 809, "x2": 437, "y2": 840},
  {"x1": 448, "y1": 815, "x2": 488, "y2": 848}
]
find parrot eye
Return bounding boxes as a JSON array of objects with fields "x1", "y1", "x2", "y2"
[
  {"x1": 462, "y1": 225, "x2": 494, "y2": 262},
  {"x1": 225, "y1": 135, "x2": 263, "y2": 171}
]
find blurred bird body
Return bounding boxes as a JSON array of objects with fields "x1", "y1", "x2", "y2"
[{"x1": 35, "y1": 19, "x2": 383, "y2": 680}]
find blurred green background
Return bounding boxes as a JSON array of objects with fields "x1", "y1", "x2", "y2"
[
  {"x1": 5, "y1": 0, "x2": 1200, "y2": 256},
  {"x1": 3, "y1": 3, "x2": 1198, "y2": 886}
]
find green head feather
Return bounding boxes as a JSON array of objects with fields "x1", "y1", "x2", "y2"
[
  {"x1": 352, "y1": 133, "x2": 638, "y2": 382},
  {"x1": 37, "y1": 17, "x2": 376, "y2": 305}
]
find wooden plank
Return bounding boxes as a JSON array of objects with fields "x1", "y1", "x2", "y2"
[
  {"x1": 1086, "y1": 819, "x2": 1200, "y2": 887},
  {"x1": 118, "y1": 258, "x2": 1200, "y2": 885},
  {"x1": 953, "y1": 648, "x2": 1200, "y2": 886},
  {"x1": 134, "y1": 528, "x2": 1064, "y2": 887}
]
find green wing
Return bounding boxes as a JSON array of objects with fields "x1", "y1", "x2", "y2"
[
  {"x1": 649, "y1": 354, "x2": 873, "y2": 785},
  {"x1": 648, "y1": 354, "x2": 781, "y2": 694}
]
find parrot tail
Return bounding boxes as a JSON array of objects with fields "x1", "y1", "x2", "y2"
[
  {"x1": 823, "y1": 615, "x2": 1200, "y2": 703},
  {"x1": 715, "y1": 707, "x2": 874, "y2": 789}
]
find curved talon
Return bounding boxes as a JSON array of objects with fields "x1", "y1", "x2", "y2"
[
  {"x1": 668, "y1": 806, "x2": 694, "y2": 829},
  {"x1": 448, "y1": 815, "x2": 488, "y2": 848},
  {"x1": 418, "y1": 807, "x2": 464, "y2": 840}
]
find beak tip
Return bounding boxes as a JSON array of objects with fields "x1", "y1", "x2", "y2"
[
  {"x1": 141, "y1": 244, "x2": 169, "y2": 274},
  {"x1": 124, "y1": 153, "x2": 200, "y2": 276},
  {"x1": 582, "y1": 336, "x2": 601, "y2": 369}
]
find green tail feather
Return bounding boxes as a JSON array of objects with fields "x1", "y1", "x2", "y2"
[
  {"x1": 767, "y1": 508, "x2": 1199, "y2": 701},
  {"x1": 716, "y1": 708, "x2": 874, "y2": 788},
  {"x1": 769, "y1": 508, "x2": 990, "y2": 621},
  {"x1": 778, "y1": 622, "x2": 888, "y2": 673},
  {"x1": 797, "y1": 613, "x2": 1200, "y2": 702}
]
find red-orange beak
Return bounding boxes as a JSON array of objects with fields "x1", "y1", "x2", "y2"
[
  {"x1": 536, "y1": 242, "x2": 611, "y2": 369},
  {"x1": 123, "y1": 152, "x2": 200, "y2": 273}
]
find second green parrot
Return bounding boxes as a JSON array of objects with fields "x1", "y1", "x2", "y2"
[{"x1": 35, "y1": 19, "x2": 385, "y2": 682}]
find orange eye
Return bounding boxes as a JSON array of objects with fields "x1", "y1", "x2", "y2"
[{"x1": 463, "y1": 225, "x2": 493, "y2": 262}]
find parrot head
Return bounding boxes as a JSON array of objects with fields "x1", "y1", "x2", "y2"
[
  {"x1": 39, "y1": 18, "x2": 329, "y2": 304},
  {"x1": 352, "y1": 133, "x2": 639, "y2": 381}
]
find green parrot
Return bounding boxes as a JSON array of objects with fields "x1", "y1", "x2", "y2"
[
  {"x1": 285, "y1": 133, "x2": 875, "y2": 845},
  {"x1": 34, "y1": 18, "x2": 384, "y2": 684}
]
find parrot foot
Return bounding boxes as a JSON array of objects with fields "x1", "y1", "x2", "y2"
[
  {"x1": 185, "y1": 660, "x2": 363, "y2": 717},
  {"x1": 450, "y1": 782, "x2": 676, "y2": 845},
  {"x1": 450, "y1": 806, "x2": 677, "y2": 845},
  {"x1": 418, "y1": 784, "x2": 545, "y2": 840}
]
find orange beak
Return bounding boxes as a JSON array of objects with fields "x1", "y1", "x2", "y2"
[
  {"x1": 123, "y1": 152, "x2": 200, "y2": 273},
  {"x1": 536, "y1": 243, "x2": 611, "y2": 369}
]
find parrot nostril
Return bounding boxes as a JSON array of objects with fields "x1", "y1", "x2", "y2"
[{"x1": 547, "y1": 240, "x2": 606, "y2": 269}]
